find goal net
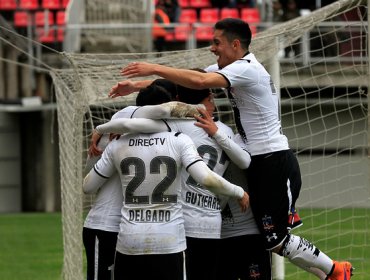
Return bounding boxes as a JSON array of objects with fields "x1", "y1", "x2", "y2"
[{"x1": 1, "y1": 0, "x2": 367, "y2": 279}]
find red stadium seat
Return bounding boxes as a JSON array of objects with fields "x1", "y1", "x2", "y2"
[
  {"x1": 61, "y1": 0, "x2": 70, "y2": 8},
  {"x1": 195, "y1": 26, "x2": 213, "y2": 41},
  {"x1": 42, "y1": 0, "x2": 60, "y2": 10},
  {"x1": 14, "y1": 11, "x2": 31, "y2": 27},
  {"x1": 56, "y1": 28, "x2": 64, "y2": 42},
  {"x1": 179, "y1": 9, "x2": 197, "y2": 23},
  {"x1": 19, "y1": 0, "x2": 39, "y2": 10},
  {"x1": 199, "y1": 8, "x2": 219, "y2": 23},
  {"x1": 174, "y1": 25, "x2": 191, "y2": 41},
  {"x1": 188, "y1": 0, "x2": 211, "y2": 8},
  {"x1": 56, "y1": 11, "x2": 66, "y2": 25},
  {"x1": 220, "y1": 8, "x2": 239, "y2": 19},
  {"x1": 178, "y1": 0, "x2": 189, "y2": 8},
  {"x1": 240, "y1": 8, "x2": 260, "y2": 36},
  {"x1": 240, "y1": 8, "x2": 260, "y2": 22},
  {"x1": 35, "y1": 11, "x2": 55, "y2": 26},
  {"x1": 0, "y1": 0, "x2": 17, "y2": 10},
  {"x1": 36, "y1": 28, "x2": 55, "y2": 43},
  {"x1": 165, "y1": 31, "x2": 175, "y2": 41}
]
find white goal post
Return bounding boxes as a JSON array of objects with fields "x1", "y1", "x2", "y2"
[{"x1": 49, "y1": 0, "x2": 369, "y2": 279}]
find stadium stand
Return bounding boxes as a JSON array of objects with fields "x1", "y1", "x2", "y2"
[
  {"x1": 179, "y1": 8, "x2": 198, "y2": 23},
  {"x1": 199, "y1": 8, "x2": 219, "y2": 23},
  {"x1": 220, "y1": 7, "x2": 240, "y2": 19},
  {"x1": 13, "y1": 11, "x2": 30, "y2": 27},
  {"x1": 35, "y1": 11, "x2": 55, "y2": 26},
  {"x1": 18, "y1": 0, "x2": 39, "y2": 10},
  {"x1": 0, "y1": 0, "x2": 17, "y2": 10},
  {"x1": 189, "y1": 0, "x2": 211, "y2": 9},
  {"x1": 42, "y1": 0, "x2": 61, "y2": 10}
]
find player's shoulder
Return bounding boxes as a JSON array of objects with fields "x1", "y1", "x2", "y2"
[
  {"x1": 204, "y1": 64, "x2": 218, "y2": 73},
  {"x1": 168, "y1": 130, "x2": 194, "y2": 143},
  {"x1": 111, "y1": 106, "x2": 138, "y2": 120},
  {"x1": 216, "y1": 121, "x2": 234, "y2": 135},
  {"x1": 167, "y1": 119, "x2": 196, "y2": 130}
]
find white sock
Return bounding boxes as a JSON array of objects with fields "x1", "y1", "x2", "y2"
[
  {"x1": 282, "y1": 234, "x2": 334, "y2": 275},
  {"x1": 291, "y1": 261, "x2": 328, "y2": 279}
]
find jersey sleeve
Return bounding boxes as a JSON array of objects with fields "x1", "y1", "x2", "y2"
[
  {"x1": 187, "y1": 161, "x2": 245, "y2": 199},
  {"x1": 176, "y1": 133, "x2": 245, "y2": 199},
  {"x1": 132, "y1": 101, "x2": 204, "y2": 119},
  {"x1": 216, "y1": 60, "x2": 257, "y2": 87},
  {"x1": 212, "y1": 123, "x2": 251, "y2": 169},
  {"x1": 83, "y1": 142, "x2": 116, "y2": 194},
  {"x1": 95, "y1": 118, "x2": 169, "y2": 135},
  {"x1": 111, "y1": 106, "x2": 138, "y2": 119},
  {"x1": 175, "y1": 132, "x2": 203, "y2": 169}
]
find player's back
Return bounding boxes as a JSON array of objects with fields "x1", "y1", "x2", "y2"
[
  {"x1": 103, "y1": 130, "x2": 202, "y2": 255},
  {"x1": 84, "y1": 134, "x2": 123, "y2": 232},
  {"x1": 167, "y1": 119, "x2": 234, "y2": 238}
]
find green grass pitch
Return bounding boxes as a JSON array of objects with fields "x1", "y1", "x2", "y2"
[{"x1": 0, "y1": 209, "x2": 369, "y2": 280}]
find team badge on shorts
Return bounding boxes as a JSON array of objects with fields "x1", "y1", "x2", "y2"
[
  {"x1": 262, "y1": 215, "x2": 275, "y2": 231},
  {"x1": 249, "y1": 264, "x2": 261, "y2": 279}
]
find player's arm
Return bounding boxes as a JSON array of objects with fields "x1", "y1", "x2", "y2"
[
  {"x1": 194, "y1": 108, "x2": 251, "y2": 169},
  {"x1": 187, "y1": 160, "x2": 249, "y2": 212},
  {"x1": 88, "y1": 130, "x2": 104, "y2": 157},
  {"x1": 108, "y1": 79, "x2": 153, "y2": 98},
  {"x1": 95, "y1": 118, "x2": 169, "y2": 135},
  {"x1": 83, "y1": 166, "x2": 108, "y2": 194},
  {"x1": 83, "y1": 144, "x2": 115, "y2": 194},
  {"x1": 121, "y1": 62, "x2": 228, "y2": 90},
  {"x1": 132, "y1": 101, "x2": 204, "y2": 119}
]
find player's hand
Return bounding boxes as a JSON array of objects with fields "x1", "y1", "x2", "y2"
[
  {"x1": 88, "y1": 131, "x2": 103, "y2": 157},
  {"x1": 237, "y1": 191, "x2": 250, "y2": 212},
  {"x1": 109, "y1": 133, "x2": 121, "y2": 141},
  {"x1": 120, "y1": 62, "x2": 155, "y2": 78},
  {"x1": 194, "y1": 108, "x2": 218, "y2": 137},
  {"x1": 108, "y1": 80, "x2": 136, "y2": 98}
]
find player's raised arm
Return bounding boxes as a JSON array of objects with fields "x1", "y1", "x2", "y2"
[
  {"x1": 120, "y1": 62, "x2": 227, "y2": 89},
  {"x1": 108, "y1": 79, "x2": 153, "y2": 98},
  {"x1": 95, "y1": 118, "x2": 169, "y2": 135},
  {"x1": 132, "y1": 101, "x2": 204, "y2": 119},
  {"x1": 194, "y1": 108, "x2": 251, "y2": 169}
]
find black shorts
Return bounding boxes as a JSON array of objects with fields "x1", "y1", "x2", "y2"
[
  {"x1": 185, "y1": 237, "x2": 221, "y2": 280},
  {"x1": 217, "y1": 234, "x2": 271, "y2": 280},
  {"x1": 247, "y1": 149, "x2": 302, "y2": 249},
  {"x1": 114, "y1": 250, "x2": 184, "y2": 280},
  {"x1": 82, "y1": 227, "x2": 118, "y2": 280}
]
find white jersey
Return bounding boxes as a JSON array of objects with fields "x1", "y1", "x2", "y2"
[
  {"x1": 111, "y1": 105, "x2": 138, "y2": 120},
  {"x1": 221, "y1": 161, "x2": 260, "y2": 238},
  {"x1": 166, "y1": 119, "x2": 234, "y2": 239},
  {"x1": 205, "y1": 53, "x2": 289, "y2": 155},
  {"x1": 93, "y1": 131, "x2": 202, "y2": 255},
  {"x1": 83, "y1": 134, "x2": 122, "y2": 232},
  {"x1": 83, "y1": 107, "x2": 138, "y2": 232}
]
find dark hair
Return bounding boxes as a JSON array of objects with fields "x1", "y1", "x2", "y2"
[
  {"x1": 214, "y1": 18, "x2": 252, "y2": 49},
  {"x1": 151, "y1": 79, "x2": 178, "y2": 100},
  {"x1": 176, "y1": 85, "x2": 210, "y2": 105},
  {"x1": 136, "y1": 84, "x2": 172, "y2": 106}
]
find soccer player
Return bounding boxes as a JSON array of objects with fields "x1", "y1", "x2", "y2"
[
  {"x1": 82, "y1": 134, "x2": 121, "y2": 280},
  {"x1": 97, "y1": 83, "x2": 252, "y2": 279},
  {"x1": 111, "y1": 17, "x2": 353, "y2": 280},
  {"x1": 83, "y1": 129, "x2": 249, "y2": 280},
  {"x1": 82, "y1": 82, "x2": 175, "y2": 280}
]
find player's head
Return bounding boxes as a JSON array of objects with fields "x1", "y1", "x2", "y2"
[
  {"x1": 151, "y1": 78, "x2": 178, "y2": 100},
  {"x1": 214, "y1": 18, "x2": 251, "y2": 49},
  {"x1": 211, "y1": 18, "x2": 252, "y2": 68},
  {"x1": 136, "y1": 83, "x2": 172, "y2": 106},
  {"x1": 176, "y1": 85, "x2": 215, "y2": 115}
]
